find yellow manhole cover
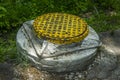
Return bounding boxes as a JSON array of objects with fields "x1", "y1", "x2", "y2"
[{"x1": 33, "y1": 13, "x2": 89, "y2": 44}]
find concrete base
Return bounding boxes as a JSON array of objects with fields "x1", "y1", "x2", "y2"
[{"x1": 16, "y1": 20, "x2": 101, "y2": 72}]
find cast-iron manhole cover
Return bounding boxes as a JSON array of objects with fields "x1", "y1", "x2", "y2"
[{"x1": 33, "y1": 13, "x2": 89, "y2": 44}]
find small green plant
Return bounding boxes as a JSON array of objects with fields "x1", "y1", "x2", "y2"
[
  {"x1": 0, "y1": 39, "x2": 17, "y2": 62},
  {"x1": 0, "y1": 6, "x2": 7, "y2": 18},
  {"x1": 86, "y1": 13, "x2": 120, "y2": 32}
]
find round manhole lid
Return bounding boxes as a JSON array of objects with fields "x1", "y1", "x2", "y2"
[{"x1": 33, "y1": 13, "x2": 89, "y2": 44}]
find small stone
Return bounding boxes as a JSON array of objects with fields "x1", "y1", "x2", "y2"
[
  {"x1": 78, "y1": 74, "x2": 82, "y2": 78},
  {"x1": 68, "y1": 74, "x2": 73, "y2": 79},
  {"x1": 70, "y1": 72, "x2": 74, "y2": 75}
]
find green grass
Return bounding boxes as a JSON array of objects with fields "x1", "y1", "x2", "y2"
[
  {"x1": 0, "y1": 32, "x2": 17, "y2": 62},
  {"x1": 0, "y1": 0, "x2": 120, "y2": 63},
  {"x1": 86, "y1": 12, "x2": 120, "y2": 32}
]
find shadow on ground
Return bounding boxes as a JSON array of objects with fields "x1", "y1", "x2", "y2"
[{"x1": 0, "y1": 63, "x2": 14, "y2": 80}]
